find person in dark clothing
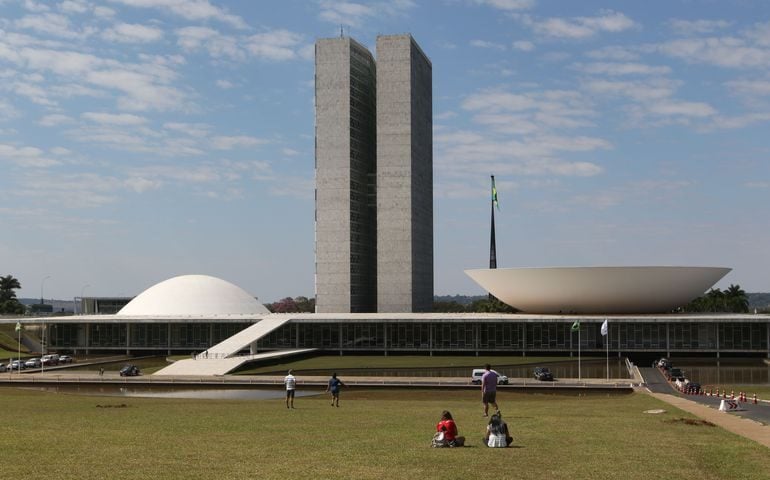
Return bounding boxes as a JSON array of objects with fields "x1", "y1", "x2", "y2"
[{"x1": 326, "y1": 372, "x2": 345, "y2": 407}]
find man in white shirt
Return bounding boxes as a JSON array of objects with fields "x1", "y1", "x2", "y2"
[{"x1": 284, "y1": 369, "x2": 296, "y2": 409}]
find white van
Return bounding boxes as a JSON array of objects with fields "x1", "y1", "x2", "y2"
[{"x1": 471, "y1": 368, "x2": 509, "y2": 385}]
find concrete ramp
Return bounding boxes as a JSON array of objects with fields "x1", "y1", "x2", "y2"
[
  {"x1": 202, "y1": 314, "x2": 292, "y2": 359},
  {"x1": 154, "y1": 348, "x2": 315, "y2": 376}
]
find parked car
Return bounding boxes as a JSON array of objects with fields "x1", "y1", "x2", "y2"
[
  {"x1": 25, "y1": 358, "x2": 42, "y2": 368},
  {"x1": 58, "y1": 355, "x2": 74, "y2": 364},
  {"x1": 0, "y1": 363, "x2": 6, "y2": 372},
  {"x1": 470, "y1": 368, "x2": 509, "y2": 385},
  {"x1": 41, "y1": 354, "x2": 58, "y2": 366},
  {"x1": 666, "y1": 368, "x2": 685, "y2": 381},
  {"x1": 119, "y1": 364, "x2": 141, "y2": 377},
  {"x1": 655, "y1": 358, "x2": 671, "y2": 369},
  {"x1": 534, "y1": 367, "x2": 554, "y2": 381},
  {"x1": 8, "y1": 360, "x2": 26, "y2": 370}
]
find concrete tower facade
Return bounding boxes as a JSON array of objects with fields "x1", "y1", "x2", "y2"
[
  {"x1": 314, "y1": 34, "x2": 432, "y2": 313},
  {"x1": 375, "y1": 35, "x2": 433, "y2": 313},
  {"x1": 315, "y1": 37, "x2": 378, "y2": 313}
]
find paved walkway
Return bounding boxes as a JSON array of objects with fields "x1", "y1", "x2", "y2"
[{"x1": 647, "y1": 391, "x2": 770, "y2": 448}]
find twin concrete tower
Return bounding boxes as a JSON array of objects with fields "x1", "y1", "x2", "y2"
[{"x1": 315, "y1": 34, "x2": 433, "y2": 313}]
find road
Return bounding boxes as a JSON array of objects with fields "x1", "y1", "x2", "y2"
[{"x1": 639, "y1": 367, "x2": 770, "y2": 425}]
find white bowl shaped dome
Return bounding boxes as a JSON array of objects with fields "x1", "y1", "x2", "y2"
[
  {"x1": 464, "y1": 266, "x2": 731, "y2": 314},
  {"x1": 117, "y1": 274, "x2": 270, "y2": 316}
]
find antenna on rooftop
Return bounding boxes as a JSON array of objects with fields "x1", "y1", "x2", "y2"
[{"x1": 340, "y1": 24, "x2": 344, "y2": 38}]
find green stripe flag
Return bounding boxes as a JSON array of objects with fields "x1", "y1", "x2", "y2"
[
  {"x1": 571, "y1": 320, "x2": 580, "y2": 332},
  {"x1": 491, "y1": 177, "x2": 500, "y2": 210}
]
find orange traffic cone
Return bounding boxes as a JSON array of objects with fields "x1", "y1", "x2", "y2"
[
  {"x1": 730, "y1": 390, "x2": 735, "y2": 400},
  {"x1": 753, "y1": 393, "x2": 758, "y2": 405}
]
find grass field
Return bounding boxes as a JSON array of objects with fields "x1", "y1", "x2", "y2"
[{"x1": 0, "y1": 388, "x2": 768, "y2": 480}]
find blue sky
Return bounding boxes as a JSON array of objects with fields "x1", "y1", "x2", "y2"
[{"x1": 1, "y1": 0, "x2": 769, "y2": 302}]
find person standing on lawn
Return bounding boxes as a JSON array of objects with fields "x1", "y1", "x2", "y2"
[
  {"x1": 284, "y1": 369, "x2": 296, "y2": 409},
  {"x1": 481, "y1": 363, "x2": 499, "y2": 417}
]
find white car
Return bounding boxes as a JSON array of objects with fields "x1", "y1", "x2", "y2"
[
  {"x1": 25, "y1": 358, "x2": 42, "y2": 368},
  {"x1": 471, "y1": 368, "x2": 509, "y2": 385}
]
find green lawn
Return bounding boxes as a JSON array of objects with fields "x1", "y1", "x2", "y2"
[
  {"x1": 0, "y1": 388, "x2": 768, "y2": 479},
  {"x1": 235, "y1": 354, "x2": 582, "y2": 375}
]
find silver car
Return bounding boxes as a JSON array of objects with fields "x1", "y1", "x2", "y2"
[{"x1": 25, "y1": 358, "x2": 42, "y2": 368}]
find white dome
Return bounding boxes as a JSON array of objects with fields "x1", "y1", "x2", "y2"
[
  {"x1": 465, "y1": 266, "x2": 731, "y2": 314},
  {"x1": 117, "y1": 275, "x2": 270, "y2": 316}
]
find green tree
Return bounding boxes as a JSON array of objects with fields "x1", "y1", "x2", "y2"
[
  {"x1": 468, "y1": 297, "x2": 517, "y2": 313},
  {"x1": 724, "y1": 284, "x2": 749, "y2": 313},
  {"x1": 0, "y1": 274, "x2": 25, "y2": 314},
  {"x1": 433, "y1": 300, "x2": 466, "y2": 313}
]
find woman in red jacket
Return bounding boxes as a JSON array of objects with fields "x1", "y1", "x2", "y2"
[{"x1": 436, "y1": 410, "x2": 465, "y2": 447}]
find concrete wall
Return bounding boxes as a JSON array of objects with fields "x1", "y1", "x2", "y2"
[
  {"x1": 315, "y1": 38, "x2": 377, "y2": 313},
  {"x1": 376, "y1": 34, "x2": 433, "y2": 313}
]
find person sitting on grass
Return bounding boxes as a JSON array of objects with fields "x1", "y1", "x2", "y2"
[
  {"x1": 434, "y1": 410, "x2": 465, "y2": 447},
  {"x1": 483, "y1": 412, "x2": 512, "y2": 447}
]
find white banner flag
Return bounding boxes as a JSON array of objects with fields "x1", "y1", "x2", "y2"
[{"x1": 600, "y1": 319, "x2": 608, "y2": 336}]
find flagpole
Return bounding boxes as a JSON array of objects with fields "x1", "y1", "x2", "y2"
[
  {"x1": 17, "y1": 323, "x2": 21, "y2": 377},
  {"x1": 606, "y1": 322, "x2": 609, "y2": 381},
  {"x1": 578, "y1": 328, "x2": 581, "y2": 381}
]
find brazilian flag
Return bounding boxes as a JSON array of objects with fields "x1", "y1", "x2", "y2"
[{"x1": 491, "y1": 176, "x2": 500, "y2": 211}]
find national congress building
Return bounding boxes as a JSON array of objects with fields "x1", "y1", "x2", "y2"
[
  {"x1": 7, "y1": 34, "x2": 768, "y2": 372},
  {"x1": 315, "y1": 34, "x2": 433, "y2": 314}
]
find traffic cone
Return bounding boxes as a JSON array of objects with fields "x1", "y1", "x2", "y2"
[
  {"x1": 753, "y1": 394, "x2": 758, "y2": 405},
  {"x1": 730, "y1": 390, "x2": 735, "y2": 400},
  {"x1": 708, "y1": 388, "x2": 713, "y2": 396}
]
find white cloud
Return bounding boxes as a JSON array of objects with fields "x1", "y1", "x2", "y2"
[
  {"x1": 583, "y1": 78, "x2": 676, "y2": 102},
  {"x1": 0, "y1": 143, "x2": 61, "y2": 168},
  {"x1": 668, "y1": 19, "x2": 731, "y2": 36},
  {"x1": 102, "y1": 23, "x2": 164, "y2": 43},
  {"x1": 574, "y1": 62, "x2": 671, "y2": 76},
  {"x1": 107, "y1": 0, "x2": 247, "y2": 29},
  {"x1": 725, "y1": 79, "x2": 770, "y2": 96},
  {"x1": 39, "y1": 113, "x2": 74, "y2": 126},
  {"x1": 58, "y1": 0, "x2": 90, "y2": 14},
  {"x1": 530, "y1": 10, "x2": 636, "y2": 39},
  {"x1": 82, "y1": 112, "x2": 148, "y2": 125},
  {"x1": 471, "y1": 39, "x2": 506, "y2": 50},
  {"x1": 586, "y1": 45, "x2": 639, "y2": 61},
  {"x1": 318, "y1": 0, "x2": 415, "y2": 27},
  {"x1": 216, "y1": 79, "x2": 235, "y2": 89},
  {"x1": 656, "y1": 37, "x2": 770, "y2": 69},
  {"x1": 707, "y1": 112, "x2": 770, "y2": 129},
  {"x1": 246, "y1": 30, "x2": 305, "y2": 61},
  {"x1": 176, "y1": 26, "x2": 244, "y2": 60},
  {"x1": 163, "y1": 122, "x2": 210, "y2": 137},
  {"x1": 474, "y1": 0, "x2": 535, "y2": 11},
  {"x1": 124, "y1": 176, "x2": 163, "y2": 193},
  {"x1": 648, "y1": 101, "x2": 716, "y2": 117},
  {"x1": 15, "y1": 13, "x2": 96, "y2": 40},
  {"x1": 22, "y1": 0, "x2": 49, "y2": 12},
  {"x1": 211, "y1": 135, "x2": 268, "y2": 150},
  {"x1": 512, "y1": 40, "x2": 534, "y2": 51}
]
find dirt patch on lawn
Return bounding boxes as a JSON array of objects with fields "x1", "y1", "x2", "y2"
[{"x1": 666, "y1": 417, "x2": 716, "y2": 427}]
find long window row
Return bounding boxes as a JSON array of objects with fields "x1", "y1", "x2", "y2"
[{"x1": 257, "y1": 322, "x2": 770, "y2": 353}]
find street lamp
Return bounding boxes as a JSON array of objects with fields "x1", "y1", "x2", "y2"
[{"x1": 40, "y1": 275, "x2": 51, "y2": 305}]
